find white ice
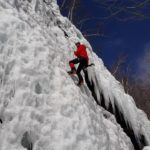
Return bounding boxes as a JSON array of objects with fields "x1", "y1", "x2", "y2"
[{"x1": 0, "y1": 0, "x2": 149, "y2": 150}]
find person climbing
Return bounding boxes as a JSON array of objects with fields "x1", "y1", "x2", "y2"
[{"x1": 68, "y1": 42, "x2": 89, "y2": 86}]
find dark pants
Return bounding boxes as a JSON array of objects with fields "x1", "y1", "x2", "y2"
[{"x1": 69, "y1": 57, "x2": 88, "y2": 82}]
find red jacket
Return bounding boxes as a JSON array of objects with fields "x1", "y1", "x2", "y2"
[{"x1": 74, "y1": 44, "x2": 89, "y2": 63}]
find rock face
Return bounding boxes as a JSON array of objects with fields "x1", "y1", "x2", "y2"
[{"x1": 0, "y1": 0, "x2": 149, "y2": 150}]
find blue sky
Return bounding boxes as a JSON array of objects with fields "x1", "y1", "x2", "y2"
[
  {"x1": 58, "y1": 0, "x2": 150, "y2": 78},
  {"x1": 94, "y1": 20, "x2": 150, "y2": 73}
]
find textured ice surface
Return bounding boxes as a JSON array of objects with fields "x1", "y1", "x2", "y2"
[
  {"x1": 143, "y1": 146, "x2": 150, "y2": 150},
  {"x1": 0, "y1": 0, "x2": 149, "y2": 150}
]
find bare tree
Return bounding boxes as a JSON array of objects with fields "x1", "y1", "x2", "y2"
[
  {"x1": 60, "y1": 0, "x2": 81, "y2": 23},
  {"x1": 109, "y1": 53, "x2": 150, "y2": 118},
  {"x1": 82, "y1": 21, "x2": 110, "y2": 39},
  {"x1": 142, "y1": 50, "x2": 150, "y2": 83},
  {"x1": 60, "y1": 0, "x2": 67, "y2": 10},
  {"x1": 111, "y1": 53, "x2": 127, "y2": 76},
  {"x1": 59, "y1": 0, "x2": 150, "y2": 40},
  {"x1": 94, "y1": 0, "x2": 150, "y2": 21},
  {"x1": 59, "y1": 0, "x2": 107, "y2": 38}
]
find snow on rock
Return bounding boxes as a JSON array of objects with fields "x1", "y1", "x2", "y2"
[{"x1": 0, "y1": 0, "x2": 149, "y2": 150}]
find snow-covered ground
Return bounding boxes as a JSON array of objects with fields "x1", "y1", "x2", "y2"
[{"x1": 0, "y1": 0, "x2": 149, "y2": 150}]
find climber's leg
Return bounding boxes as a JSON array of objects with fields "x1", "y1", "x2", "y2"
[
  {"x1": 76, "y1": 58, "x2": 87, "y2": 85},
  {"x1": 68, "y1": 58, "x2": 79, "y2": 74}
]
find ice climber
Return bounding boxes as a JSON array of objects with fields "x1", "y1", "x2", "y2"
[{"x1": 68, "y1": 42, "x2": 89, "y2": 86}]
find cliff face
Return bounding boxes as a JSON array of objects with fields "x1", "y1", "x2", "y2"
[{"x1": 0, "y1": 0, "x2": 149, "y2": 150}]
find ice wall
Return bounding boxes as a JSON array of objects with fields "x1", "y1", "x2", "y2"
[{"x1": 0, "y1": 0, "x2": 149, "y2": 150}]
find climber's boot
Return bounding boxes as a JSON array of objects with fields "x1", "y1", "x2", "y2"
[
  {"x1": 67, "y1": 68, "x2": 76, "y2": 75},
  {"x1": 77, "y1": 79, "x2": 84, "y2": 86}
]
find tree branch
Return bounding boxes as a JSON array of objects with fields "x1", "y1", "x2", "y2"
[
  {"x1": 70, "y1": 0, "x2": 76, "y2": 22},
  {"x1": 60, "y1": 0, "x2": 67, "y2": 10}
]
